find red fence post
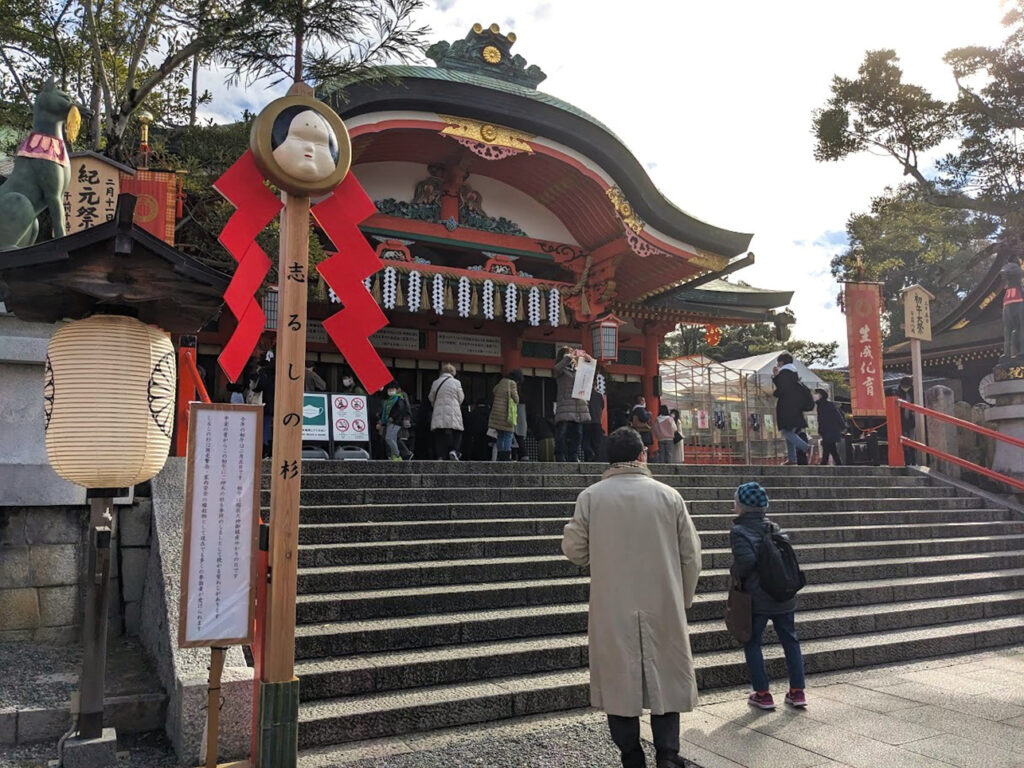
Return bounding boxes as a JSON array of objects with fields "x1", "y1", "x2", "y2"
[
  {"x1": 175, "y1": 336, "x2": 198, "y2": 457},
  {"x1": 886, "y1": 395, "x2": 905, "y2": 468}
]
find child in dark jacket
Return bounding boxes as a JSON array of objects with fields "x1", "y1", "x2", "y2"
[{"x1": 730, "y1": 482, "x2": 807, "y2": 710}]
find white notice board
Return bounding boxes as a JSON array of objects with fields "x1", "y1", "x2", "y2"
[
  {"x1": 179, "y1": 403, "x2": 262, "y2": 648},
  {"x1": 331, "y1": 394, "x2": 370, "y2": 442}
]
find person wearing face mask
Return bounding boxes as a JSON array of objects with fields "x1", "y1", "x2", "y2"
[
  {"x1": 338, "y1": 373, "x2": 366, "y2": 396},
  {"x1": 378, "y1": 382, "x2": 412, "y2": 461},
  {"x1": 813, "y1": 388, "x2": 845, "y2": 466}
]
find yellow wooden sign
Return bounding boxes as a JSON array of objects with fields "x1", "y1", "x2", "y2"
[{"x1": 902, "y1": 284, "x2": 934, "y2": 342}]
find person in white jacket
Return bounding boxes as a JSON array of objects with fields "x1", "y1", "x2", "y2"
[
  {"x1": 562, "y1": 426, "x2": 702, "y2": 768},
  {"x1": 428, "y1": 363, "x2": 465, "y2": 460}
]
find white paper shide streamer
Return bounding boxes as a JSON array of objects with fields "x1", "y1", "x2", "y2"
[
  {"x1": 382, "y1": 266, "x2": 398, "y2": 310},
  {"x1": 527, "y1": 287, "x2": 541, "y2": 326},
  {"x1": 504, "y1": 283, "x2": 517, "y2": 324},
  {"x1": 457, "y1": 276, "x2": 471, "y2": 318},
  {"x1": 407, "y1": 270, "x2": 422, "y2": 312},
  {"x1": 548, "y1": 287, "x2": 561, "y2": 328},
  {"x1": 432, "y1": 274, "x2": 445, "y2": 316},
  {"x1": 596, "y1": 373, "x2": 606, "y2": 396},
  {"x1": 482, "y1": 279, "x2": 495, "y2": 320},
  {"x1": 329, "y1": 288, "x2": 340, "y2": 304}
]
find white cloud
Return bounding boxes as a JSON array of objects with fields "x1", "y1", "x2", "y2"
[{"x1": 200, "y1": 0, "x2": 1008, "y2": 365}]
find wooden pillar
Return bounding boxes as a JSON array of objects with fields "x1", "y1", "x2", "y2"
[
  {"x1": 256, "y1": 191, "x2": 310, "y2": 768},
  {"x1": 440, "y1": 163, "x2": 467, "y2": 225}
]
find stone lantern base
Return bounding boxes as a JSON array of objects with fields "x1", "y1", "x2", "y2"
[{"x1": 983, "y1": 363, "x2": 1024, "y2": 484}]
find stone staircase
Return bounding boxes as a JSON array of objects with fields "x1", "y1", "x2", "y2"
[{"x1": 263, "y1": 461, "x2": 1024, "y2": 751}]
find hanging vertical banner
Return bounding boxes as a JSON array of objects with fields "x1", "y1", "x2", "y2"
[{"x1": 845, "y1": 281, "x2": 886, "y2": 416}]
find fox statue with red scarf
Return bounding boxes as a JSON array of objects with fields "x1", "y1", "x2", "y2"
[
  {"x1": 1000, "y1": 260, "x2": 1024, "y2": 361},
  {"x1": 0, "y1": 78, "x2": 80, "y2": 250}
]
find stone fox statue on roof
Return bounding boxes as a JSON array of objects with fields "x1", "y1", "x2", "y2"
[{"x1": 0, "y1": 78, "x2": 80, "y2": 251}]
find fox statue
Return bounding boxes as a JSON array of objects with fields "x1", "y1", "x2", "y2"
[{"x1": 0, "y1": 78, "x2": 80, "y2": 250}]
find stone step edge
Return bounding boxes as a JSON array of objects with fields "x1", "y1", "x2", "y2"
[
  {"x1": 294, "y1": 589, "x2": 1024, "y2": 641},
  {"x1": 293, "y1": 591, "x2": 1024, "y2": 675},
  {"x1": 295, "y1": 567, "x2": 1024, "y2": 605},
  {"x1": 296, "y1": 616, "x2": 1024, "y2": 721},
  {"x1": 297, "y1": 533, "x2": 1024, "y2": 554},
  {"x1": 0, "y1": 692, "x2": 166, "y2": 746},
  {"x1": 297, "y1": 549, "x2": 1024, "y2": 577}
]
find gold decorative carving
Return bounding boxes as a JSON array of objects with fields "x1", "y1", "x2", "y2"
[
  {"x1": 482, "y1": 45, "x2": 502, "y2": 64},
  {"x1": 605, "y1": 186, "x2": 644, "y2": 233},
  {"x1": 951, "y1": 318, "x2": 970, "y2": 330},
  {"x1": 690, "y1": 249, "x2": 728, "y2": 271},
  {"x1": 980, "y1": 290, "x2": 999, "y2": 310},
  {"x1": 438, "y1": 114, "x2": 534, "y2": 153},
  {"x1": 995, "y1": 365, "x2": 1024, "y2": 381}
]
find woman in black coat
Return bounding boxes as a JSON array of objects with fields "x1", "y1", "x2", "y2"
[
  {"x1": 771, "y1": 353, "x2": 810, "y2": 465},
  {"x1": 813, "y1": 388, "x2": 845, "y2": 465}
]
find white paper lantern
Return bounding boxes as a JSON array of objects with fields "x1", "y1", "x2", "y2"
[{"x1": 45, "y1": 315, "x2": 175, "y2": 488}]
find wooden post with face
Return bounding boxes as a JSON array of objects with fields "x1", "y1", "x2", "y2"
[{"x1": 247, "y1": 79, "x2": 353, "y2": 768}]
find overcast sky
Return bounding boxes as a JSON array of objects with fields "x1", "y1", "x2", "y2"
[{"x1": 200, "y1": 0, "x2": 1009, "y2": 365}]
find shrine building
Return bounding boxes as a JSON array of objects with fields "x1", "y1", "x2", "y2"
[{"x1": 198, "y1": 24, "x2": 794, "y2": 421}]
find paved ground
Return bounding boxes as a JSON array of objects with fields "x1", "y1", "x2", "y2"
[{"x1": 5, "y1": 646, "x2": 1024, "y2": 767}]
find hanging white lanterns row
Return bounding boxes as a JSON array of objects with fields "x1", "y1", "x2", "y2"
[{"x1": 363, "y1": 270, "x2": 566, "y2": 326}]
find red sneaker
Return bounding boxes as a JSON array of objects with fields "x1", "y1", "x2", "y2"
[
  {"x1": 785, "y1": 689, "x2": 807, "y2": 708},
  {"x1": 748, "y1": 691, "x2": 776, "y2": 710}
]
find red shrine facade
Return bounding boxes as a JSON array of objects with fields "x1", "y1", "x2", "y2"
[{"x1": 198, "y1": 24, "x2": 792, "y2": 424}]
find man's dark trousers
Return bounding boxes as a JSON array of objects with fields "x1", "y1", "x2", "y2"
[{"x1": 607, "y1": 712, "x2": 680, "y2": 767}]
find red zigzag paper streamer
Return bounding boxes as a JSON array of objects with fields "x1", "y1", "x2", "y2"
[
  {"x1": 213, "y1": 150, "x2": 283, "y2": 382},
  {"x1": 312, "y1": 175, "x2": 391, "y2": 394}
]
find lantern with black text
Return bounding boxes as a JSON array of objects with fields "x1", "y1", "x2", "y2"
[
  {"x1": 591, "y1": 313, "x2": 625, "y2": 361},
  {"x1": 45, "y1": 314, "x2": 175, "y2": 488}
]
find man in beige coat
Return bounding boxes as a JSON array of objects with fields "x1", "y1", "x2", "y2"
[{"x1": 562, "y1": 426, "x2": 702, "y2": 768}]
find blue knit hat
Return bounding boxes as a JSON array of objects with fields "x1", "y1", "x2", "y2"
[{"x1": 736, "y1": 482, "x2": 769, "y2": 511}]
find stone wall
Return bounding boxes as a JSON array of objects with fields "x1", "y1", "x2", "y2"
[
  {"x1": 0, "y1": 502, "x2": 156, "y2": 643},
  {"x1": 0, "y1": 313, "x2": 85, "y2": 507}
]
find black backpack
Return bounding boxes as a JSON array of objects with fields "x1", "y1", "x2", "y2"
[
  {"x1": 799, "y1": 382, "x2": 814, "y2": 412},
  {"x1": 757, "y1": 530, "x2": 806, "y2": 602}
]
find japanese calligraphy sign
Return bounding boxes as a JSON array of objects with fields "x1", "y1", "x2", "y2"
[
  {"x1": 845, "y1": 281, "x2": 886, "y2": 416},
  {"x1": 63, "y1": 154, "x2": 121, "y2": 232},
  {"x1": 331, "y1": 394, "x2": 370, "y2": 442},
  {"x1": 902, "y1": 284, "x2": 935, "y2": 342},
  {"x1": 179, "y1": 404, "x2": 262, "y2": 648}
]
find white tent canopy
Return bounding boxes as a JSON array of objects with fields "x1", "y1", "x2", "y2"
[{"x1": 721, "y1": 350, "x2": 830, "y2": 395}]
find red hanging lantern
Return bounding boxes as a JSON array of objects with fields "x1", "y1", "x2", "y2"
[{"x1": 705, "y1": 324, "x2": 722, "y2": 346}]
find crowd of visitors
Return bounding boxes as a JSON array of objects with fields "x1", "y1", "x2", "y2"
[{"x1": 239, "y1": 349, "x2": 859, "y2": 466}]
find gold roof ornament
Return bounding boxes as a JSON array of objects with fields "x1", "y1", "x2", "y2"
[{"x1": 606, "y1": 186, "x2": 645, "y2": 234}]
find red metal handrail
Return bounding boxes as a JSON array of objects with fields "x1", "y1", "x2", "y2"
[
  {"x1": 901, "y1": 437, "x2": 1024, "y2": 492},
  {"x1": 899, "y1": 399, "x2": 1024, "y2": 450},
  {"x1": 886, "y1": 396, "x2": 1024, "y2": 492}
]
